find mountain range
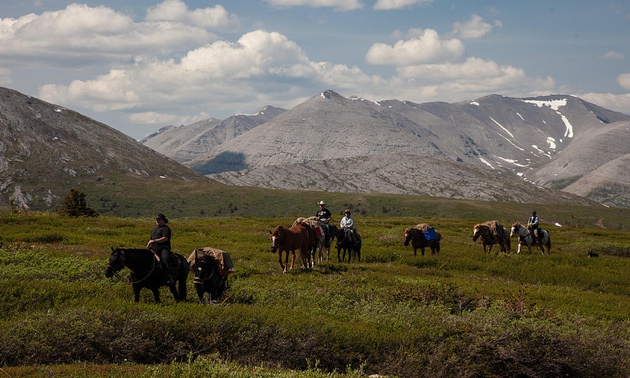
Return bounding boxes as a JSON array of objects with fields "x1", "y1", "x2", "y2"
[
  {"x1": 142, "y1": 90, "x2": 630, "y2": 208},
  {"x1": 2, "y1": 85, "x2": 629, "y2": 213}
]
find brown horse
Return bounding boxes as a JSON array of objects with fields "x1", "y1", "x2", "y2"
[
  {"x1": 269, "y1": 225, "x2": 310, "y2": 273},
  {"x1": 472, "y1": 221, "x2": 510, "y2": 253},
  {"x1": 292, "y1": 217, "x2": 319, "y2": 268},
  {"x1": 403, "y1": 226, "x2": 442, "y2": 256}
]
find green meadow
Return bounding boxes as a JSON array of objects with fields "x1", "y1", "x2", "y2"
[{"x1": 1, "y1": 212, "x2": 630, "y2": 377}]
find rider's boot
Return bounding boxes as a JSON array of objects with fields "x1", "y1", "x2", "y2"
[{"x1": 162, "y1": 263, "x2": 174, "y2": 285}]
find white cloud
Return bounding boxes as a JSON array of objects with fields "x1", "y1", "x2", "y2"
[
  {"x1": 373, "y1": 0, "x2": 432, "y2": 11},
  {"x1": 394, "y1": 57, "x2": 555, "y2": 96},
  {"x1": 0, "y1": 2, "x2": 224, "y2": 64},
  {"x1": 264, "y1": 0, "x2": 363, "y2": 11},
  {"x1": 37, "y1": 30, "x2": 325, "y2": 124},
  {"x1": 365, "y1": 29, "x2": 465, "y2": 65},
  {"x1": 580, "y1": 92, "x2": 630, "y2": 115},
  {"x1": 600, "y1": 51, "x2": 625, "y2": 60},
  {"x1": 451, "y1": 14, "x2": 495, "y2": 39},
  {"x1": 617, "y1": 73, "x2": 630, "y2": 90},
  {"x1": 146, "y1": 0, "x2": 239, "y2": 29}
]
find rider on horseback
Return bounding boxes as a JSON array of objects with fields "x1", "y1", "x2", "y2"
[
  {"x1": 147, "y1": 213, "x2": 174, "y2": 285},
  {"x1": 316, "y1": 200, "x2": 332, "y2": 247},
  {"x1": 527, "y1": 210, "x2": 541, "y2": 246},
  {"x1": 340, "y1": 209, "x2": 356, "y2": 244}
]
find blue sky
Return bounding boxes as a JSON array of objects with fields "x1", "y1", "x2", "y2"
[{"x1": 1, "y1": 0, "x2": 629, "y2": 139}]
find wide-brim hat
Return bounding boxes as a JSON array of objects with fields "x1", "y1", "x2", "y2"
[{"x1": 318, "y1": 201, "x2": 326, "y2": 205}]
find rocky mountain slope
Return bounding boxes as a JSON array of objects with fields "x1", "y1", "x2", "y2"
[
  {"x1": 139, "y1": 105, "x2": 285, "y2": 163},
  {"x1": 0, "y1": 86, "x2": 210, "y2": 210},
  {"x1": 142, "y1": 90, "x2": 630, "y2": 208}
]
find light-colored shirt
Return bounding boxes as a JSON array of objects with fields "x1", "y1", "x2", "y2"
[{"x1": 340, "y1": 216, "x2": 354, "y2": 229}]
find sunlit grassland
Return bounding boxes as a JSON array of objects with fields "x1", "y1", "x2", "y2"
[{"x1": 1, "y1": 213, "x2": 630, "y2": 377}]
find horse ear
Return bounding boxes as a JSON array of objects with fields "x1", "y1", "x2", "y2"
[{"x1": 111, "y1": 246, "x2": 114, "y2": 252}]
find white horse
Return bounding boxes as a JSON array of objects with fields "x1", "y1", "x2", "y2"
[{"x1": 510, "y1": 222, "x2": 551, "y2": 255}]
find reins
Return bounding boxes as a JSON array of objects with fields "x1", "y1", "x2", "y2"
[{"x1": 109, "y1": 249, "x2": 158, "y2": 285}]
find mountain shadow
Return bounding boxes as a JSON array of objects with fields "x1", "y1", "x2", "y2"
[{"x1": 192, "y1": 151, "x2": 248, "y2": 174}]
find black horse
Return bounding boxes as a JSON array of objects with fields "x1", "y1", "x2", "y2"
[
  {"x1": 105, "y1": 247, "x2": 189, "y2": 303},
  {"x1": 191, "y1": 254, "x2": 228, "y2": 303},
  {"x1": 336, "y1": 229, "x2": 361, "y2": 262}
]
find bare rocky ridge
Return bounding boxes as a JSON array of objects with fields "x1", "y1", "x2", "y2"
[
  {"x1": 143, "y1": 90, "x2": 630, "y2": 208},
  {"x1": 140, "y1": 106, "x2": 285, "y2": 163},
  {"x1": 0, "y1": 86, "x2": 209, "y2": 210}
]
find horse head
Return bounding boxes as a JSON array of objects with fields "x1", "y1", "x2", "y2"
[
  {"x1": 269, "y1": 225, "x2": 285, "y2": 252},
  {"x1": 105, "y1": 247, "x2": 125, "y2": 278},
  {"x1": 472, "y1": 224, "x2": 482, "y2": 241},
  {"x1": 192, "y1": 254, "x2": 218, "y2": 284},
  {"x1": 403, "y1": 227, "x2": 413, "y2": 246}
]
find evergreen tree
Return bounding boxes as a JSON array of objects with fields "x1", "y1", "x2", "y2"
[{"x1": 60, "y1": 189, "x2": 99, "y2": 217}]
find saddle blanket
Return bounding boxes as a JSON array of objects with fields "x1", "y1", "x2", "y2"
[
  {"x1": 424, "y1": 227, "x2": 438, "y2": 241},
  {"x1": 187, "y1": 247, "x2": 235, "y2": 276}
]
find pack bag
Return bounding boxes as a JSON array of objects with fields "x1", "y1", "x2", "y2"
[
  {"x1": 188, "y1": 247, "x2": 235, "y2": 276},
  {"x1": 424, "y1": 227, "x2": 438, "y2": 241}
]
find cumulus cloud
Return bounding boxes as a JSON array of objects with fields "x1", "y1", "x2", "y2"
[
  {"x1": 580, "y1": 92, "x2": 630, "y2": 115},
  {"x1": 146, "y1": 0, "x2": 239, "y2": 29},
  {"x1": 38, "y1": 30, "x2": 328, "y2": 124},
  {"x1": 264, "y1": 0, "x2": 363, "y2": 11},
  {"x1": 0, "y1": 2, "x2": 228, "y2": 64},
  {"x1": 373, "y1": 0, "x2": 432, "y2": 10},
  {"x1": 397, "y1": 57, "x2": 555, "y2": 92},
  {"x1": 600, "y1": 51, "x2": 625, "y2": 60},
  {"x1": 366, "y1": 29, "x2": 465, "y2": 65},
  {"x1": 451, "y1": 14, "x2": 496, "y2": 39},
  {"x1": 618, "y1": 73, "x2": 630, "y2": 90}
]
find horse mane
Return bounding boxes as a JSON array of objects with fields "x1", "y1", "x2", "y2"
[
  {"x1": 115, "y1": 247, "x2": 151, "y2": 255},
  {"x1": 512, "y1": 222, "x2": 522, "y2": 227}
]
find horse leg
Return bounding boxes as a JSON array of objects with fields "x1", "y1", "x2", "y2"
[
  {"x1": 195, "y1": 283, "x2": 205, "y2": 303},
  {"x1": 168, "y1": 283, "x2": 180, "y2": 302},
  {"x1": 289, "y1": 250, "x2": 295, "y2": 270},
  {"x1": 133, "y1": 284, "x2": 141, "y2": 303},
  {"x1": 151, "y1": 287, "x2": 161, "y2": 304},
  {"x1": 178, "y1": 276, "x2": 187, "y2": 302},
  {"x1": 278, "y1": 250, "x2": 286, "y2": 273}
]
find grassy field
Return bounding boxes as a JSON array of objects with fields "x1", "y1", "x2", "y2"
[{"x1": 1, "y1": 212, "x2": 630, "y2": 377}]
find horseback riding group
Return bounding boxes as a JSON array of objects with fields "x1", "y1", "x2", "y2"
[
  {"x1": 472, "y1": 210, "x2": 551, "y2": 255},
  {"x1": 270, "y1": 201, "x2": 361, "y2": 273},
  {"x1": 105, "y1": 213, "x2": 234, "y2": 304},
  {"x1": 106, "y1": 206, "x2": 551, "y2": 303}
]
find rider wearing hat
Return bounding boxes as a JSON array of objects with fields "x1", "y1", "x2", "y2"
[
  {"x1": 527, "y1": 210, "x2": 541, "y2": 246},
  {"x1": 147, "y1": 213, "x2": 174, "y2": 284},
  {"x1": 339, "y1": 209, "x2": 356, "y2": 244},
  {"x1": 316, "y1": 201, "x2": 332, "y2": 247}
]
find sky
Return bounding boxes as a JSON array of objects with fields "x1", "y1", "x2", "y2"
[{"x1": 1, "y1": 1, "x2": 629, "y2": 139}]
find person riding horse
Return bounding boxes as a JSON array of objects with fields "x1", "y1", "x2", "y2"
[
  {"x1": 316, "y1": 200, "x2": 332, "y2": 247},
  {"x1": 339, "y1": 209, "x2": 356, "y2": 245},
  {"x1": 527, "y1": 210, "x2": 542, "y2": 246},
  {"x1": 146, "y1": 213, "x2": 174, "y2": 284}
]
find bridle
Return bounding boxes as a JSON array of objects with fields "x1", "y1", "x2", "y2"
[
  {"x1": 193, "y1": 257, "x2": 219, "y2": 285},
  {"x1": 107, "y1": 249, "x2": 157, "y2": 285}
]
